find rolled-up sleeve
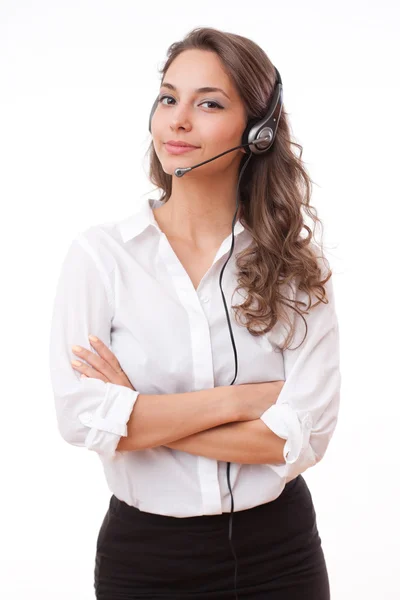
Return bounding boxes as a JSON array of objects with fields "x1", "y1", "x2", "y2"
[
  {"x1": 259, "y1": 262, "x2": 341, "y2": 479},
  {"x1": 48, "y1": 233, "x2": 140, "y2": 459}
]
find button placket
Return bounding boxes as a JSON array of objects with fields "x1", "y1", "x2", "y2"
[{"x1": 158, "y1": 231, "x2": 225, "y2": 513}]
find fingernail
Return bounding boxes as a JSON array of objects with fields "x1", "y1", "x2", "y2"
[
  {"x1": 72, "y1": 345, "x2": 82, "y2": 352},
  {"x1": 71, "y1": 360, "x2": 82, "y2": 366},
  {"x1": 89, "y1": 335, "x2": 98, "y2": 342}
]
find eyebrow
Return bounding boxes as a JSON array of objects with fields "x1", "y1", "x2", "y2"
[{"x1": 160, "y1": 82, "x2": 230, "y2": 100}]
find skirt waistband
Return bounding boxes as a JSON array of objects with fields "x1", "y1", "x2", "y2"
[{"x1": 109, "y1": 474, "x2": 301, "y2": 528}]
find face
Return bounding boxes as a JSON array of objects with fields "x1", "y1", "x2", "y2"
[{"x1": 151, "y1": 49, "x2": 248, "y2": 177}]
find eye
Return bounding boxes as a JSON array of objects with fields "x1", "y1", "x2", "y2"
[
  {"x1": 158, "y1": 95, "x2": 223, "y2": 110},
  {"x1": 201, "y1": 100, "x2": 224, "y2": 110}
]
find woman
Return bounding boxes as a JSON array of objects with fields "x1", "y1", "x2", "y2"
[{"x1": 49, "y1": 27, "x2": 341, "y2": 600}]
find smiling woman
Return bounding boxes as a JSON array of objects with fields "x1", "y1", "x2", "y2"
[{"x1": 49, "y1": 25, "x2": 339, "y2": 600}]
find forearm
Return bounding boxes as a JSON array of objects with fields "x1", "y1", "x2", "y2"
[
  {"x1": 164, "y1": 419, "x2": 286, "y2": 465},
  {"x1": 117, "y1": 385, "x2": 241, "y2": 452}
]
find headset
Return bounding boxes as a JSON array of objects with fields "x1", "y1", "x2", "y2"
[{"x1": 148, "y1": 66, "x2": 283, "y2": 600}]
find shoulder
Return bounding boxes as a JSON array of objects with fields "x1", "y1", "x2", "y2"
[
  {"x1": 78, "y1": 217, "x2": 124, "y2": 246},
  {"x1": 72, "y1": 218, "x2": 124, "y2": 279}
]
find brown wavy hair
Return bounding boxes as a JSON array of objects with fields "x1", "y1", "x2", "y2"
[{"x1": 145, "y1": 26, "x2": 333, "y2": 351}]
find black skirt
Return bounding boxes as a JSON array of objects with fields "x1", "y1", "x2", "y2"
[{"x1": 94, "y1": 474, "x2": 330, "y2": 599}]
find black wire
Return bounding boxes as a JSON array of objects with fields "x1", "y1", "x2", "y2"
[{"x1": 218, "y1": 151, "x2": 253, "y2": 599}]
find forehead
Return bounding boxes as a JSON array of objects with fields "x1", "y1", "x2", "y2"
[{"x1": 163, "y1": 49, "x2": 235, "y2": 95}]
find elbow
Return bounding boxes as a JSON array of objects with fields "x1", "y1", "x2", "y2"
[
  {"x1": 56, "y1": 413, "x2": 87, "y2": 448},
  {"x1": 56, "y1": 414, "x2": 125, "y2": 459},
  {"x1": 55, "y1": 403, "x2": 94, "y2": 449},
  {"x1": 52, "y1": 380, "x2": 139, "y2": 456},
  {"x1": 308, "y1": 406, "x2": 340, "y2": 465},
  {"x1": 309, "y1": 426, "x2": 338, "y2": 466}
]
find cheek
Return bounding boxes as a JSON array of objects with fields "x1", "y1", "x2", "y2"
[
  {"x1": 150, "y1": 124, "x2": 165, "y2": 159},
  {"x1": 206, "y1": 130, "x2": 244, "y2": 157},
  {"x1": 150, "y1": 111, "x2": 163, "y2": 142},
  {"x1": 209, "y1": 115, "x2": 245, "y2": 143}
]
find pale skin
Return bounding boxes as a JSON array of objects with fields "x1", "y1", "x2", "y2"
[
  {"x1": 70, "y1": 336, "x2": 287, "y2": 465},
  {"x1": 150, "y1": 47, "x2": 248, "y2": 250}
]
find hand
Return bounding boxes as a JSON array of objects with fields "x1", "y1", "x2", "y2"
[{"x1": 71, "y1": 335, "x2": 136, "y2": 390}]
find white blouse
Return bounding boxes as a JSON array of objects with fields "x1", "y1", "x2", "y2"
[{"x1": 49, "y1": 197, "x2": 341, "y2": 517}]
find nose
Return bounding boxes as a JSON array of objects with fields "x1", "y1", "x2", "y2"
[{"x1": 168, "y1": 101, "x2": 193, "y2": 132}]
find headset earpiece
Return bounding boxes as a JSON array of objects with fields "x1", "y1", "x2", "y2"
[{"x1": 241, "y1": 67, "x2": 283, "y2": 155}]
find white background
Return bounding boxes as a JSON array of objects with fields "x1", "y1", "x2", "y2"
[{"x1": 1, "y1": 1, "x2": 399, "y2": 598}]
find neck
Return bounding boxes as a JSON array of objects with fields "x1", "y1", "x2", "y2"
[{"x1": 154, "y1": 175, "x2": 243, "y2": 248}]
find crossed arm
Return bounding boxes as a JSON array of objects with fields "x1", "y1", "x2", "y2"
[{"x1": 162, "y1": 419, "x2": 287, "y2": 465}]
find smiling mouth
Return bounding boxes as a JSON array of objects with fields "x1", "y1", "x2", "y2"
[
  {"x1": 164, "y1": 143, "x2": 199, "y2": 154},
  {"x1": 165, "y1": 142, "x2": 198, "y2": 148}
]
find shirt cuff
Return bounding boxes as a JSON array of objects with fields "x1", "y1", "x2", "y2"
[
  {"x1": 259, "y1": 403, "x2": 313, "y2": 464},
  {"x1": 78, "y1": 383, "x2": 140, "y2": 458}
]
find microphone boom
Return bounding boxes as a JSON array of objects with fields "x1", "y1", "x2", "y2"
[{"x1": 174, "y1": 138, "x2": 268, "y2": 177}]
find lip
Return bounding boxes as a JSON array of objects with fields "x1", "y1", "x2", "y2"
[
  {"x1": 165, "y1": 140, "x2": 198, "y2": 147},
  {"x1": 164, "y1": 142, "x2": 199, "y2": 155}
]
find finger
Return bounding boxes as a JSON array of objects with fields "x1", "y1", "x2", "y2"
[
  {"x1": 87, "y1": 335, "x2": 124, "y2": 374},
  {"x1": 71, "y1": 360, "x2": 108, "y2": 383},
  {"x1": 71, "y1": 344, "x2": 117, "y2": 381}
]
